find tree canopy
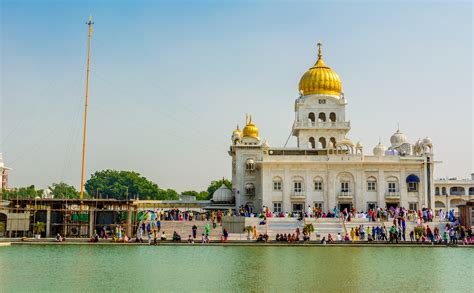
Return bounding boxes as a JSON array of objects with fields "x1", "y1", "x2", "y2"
[
  {"x1": 207, "y1": 178, "x2": 232, "y2": 197},
  {"x1": 49, "y1": 182, "x2": 80, "y2": 199},
  {"x1": 1, "y1": 185, "x2": 43, "y2": 200},
  {"x1": 182, "y1": 190, "x2": 210, "y2": 200},
  {"x1": 84, "y1": 170, "x2": 178, "y2": 200}
]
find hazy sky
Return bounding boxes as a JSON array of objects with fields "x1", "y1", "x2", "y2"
[{"x1": 1, "y1": 0, "x2": 472, "y2": 192}]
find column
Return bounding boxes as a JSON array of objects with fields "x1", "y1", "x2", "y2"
[
  {"x1": 400, "y1": 168, "x2": 406, "y2": 207},
  {"x1": 127, "y1": 206, "x2": 133, "y2": 237},
  {"x1": 356, "y1": 169, "x2": 364, "y2": 211},
  {"x1": 46, "y1": 207, "x2": 51, "y2": 238},
  {"x1": 327, "y1": 169, "x2": 336, "y2": 211},
  {"x1": 378, "y1": 169, "x2": 384, "y2": 208},
  {"x1": 283, "y1": 167, "x2": 290, "y2": 213},
  {"x1": 89, "y1": 208, "x2": 95, "y2": 238}
]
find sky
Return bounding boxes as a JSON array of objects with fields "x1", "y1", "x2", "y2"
[{"x1": 1, "y1": 0, "x2": 472, "y2": 192}]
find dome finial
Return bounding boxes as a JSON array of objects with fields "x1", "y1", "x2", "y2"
[
  {"x1": 317, "y1": 41, "x2": 323, "y2": 59},
  {"x1": 249, "y1": 114, "x2": 253, "y2": 123}
]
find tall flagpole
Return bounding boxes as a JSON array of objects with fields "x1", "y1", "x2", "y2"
[{"x1": 80, "y1": 16, "x2": 93, "y2": 203}]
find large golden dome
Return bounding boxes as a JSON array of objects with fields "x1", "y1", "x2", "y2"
[
  {"x1": 243, "y1": 115, "x2": 259, "y2": 139},
  {"x1": 299, "y1": 43, "x2": 342, "y2": 96}
]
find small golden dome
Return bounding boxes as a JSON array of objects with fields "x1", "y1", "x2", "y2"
[
  {"x1": 232, "y1": 125, "x2": 243, "y2": 137},
  {"x1": 243, "y1": 115, "x2": 259, "y2": 139},
  {"x1": 299, "y1": 43, "x2": 342, "y2": 96}
]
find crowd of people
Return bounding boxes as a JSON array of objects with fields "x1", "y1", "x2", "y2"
[{"x1": 81, "y1": 205, "x2": 472, "y2": 246}]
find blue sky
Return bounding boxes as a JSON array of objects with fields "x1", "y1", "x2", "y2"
[{"x1": 1, "y1": 0, "x2": 472, "y2": 192}]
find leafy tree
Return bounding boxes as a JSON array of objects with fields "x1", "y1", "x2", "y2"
[
  {"x1": 207, "y1": 178, "x2": 232, "y2": 197},
  {"x1": 49, "y1": 182, "x2": 80, "y2": 199},
  {"x1": 84, "y1": 169, "x2": 179, "y2": 200},
  {"x1": 1, "y1": 185, "x2": 41, "y2": 200},
  {"x1": 182, "y1": 190, "x2": 210, "y2": 200}
]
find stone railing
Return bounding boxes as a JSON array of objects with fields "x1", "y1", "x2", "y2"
[
  {"x1": 294, "y1": 120, "x2": 351, "y2": 129},
  {"x1": 385, "y1": 192, "x2": 400, "y2": 199},
  {"x1": 290, "y1": 191, "x2": 305, "y2": 198},
  {"x1": 337, "y1": 191, "x2": 353, "y2": 200}
]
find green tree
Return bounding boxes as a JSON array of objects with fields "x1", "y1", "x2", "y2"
[
  {"x1": 207, "y1": 178, "x2": 232, "y2": 197},
  {"x1": 49, "y1": 182, "x2": 80, "y2": 199},
  {"x1": 1, "y1": 185, "x2": 39, "y2": 200},
  {"x1": 182, "y1": 190, "x2": 210, "y2": 200},
  {"x1": 84, "y1": 169, "x2": 175, "y2": 200}
]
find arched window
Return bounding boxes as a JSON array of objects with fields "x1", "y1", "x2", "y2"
[
  {"x1": 308, "y1": 112, "x2": 315, "y2": 123},
  {"x1": 245, "y1": 183, "x2": 255, "y2": 196},
  {"x1": 469, "y1": 187, "x2": 474, "y2": 196},
  {"x1": 273, "y1": 177, "x2": 282, "y2": 191},
  {"x1": 450, "y1": 186, "x2": 465, "y2": 196},
  {"x1": 329, "y1": 112, "x2": 336, "y2": 122},
  {"x1": 292, "y1": 177, "x2": 304, "y2": 194},
  {"x1": 386, "y1": 176, "x2": 399, "y2": 193},
  {"x1": 367, "y1": 177, "x2": 377, "y2": 192},
  {"x1": 442, "y1": 187, "x2": 447, "y2": 195},
  {"x1": 319, "y1": 137, "x2": 327, "y2": 149},
  {"x1": 318, "y1": 112, "x2": 326, "y2": 122},
  {"x1": 330, "y1": 137, "x2": 336, "y2": 149},
  {"x1": 406, "y1": 174, "x2": 420, "y2": 192},
  {"x1": 309, "y1": 137, "x2": 316, "y2": 149},
  {"x1": 314, "y1": 177, "x2": 323, "y2": 191},
  {"x1": 245, "y1": 159, "x2": 255, "y2": 171},
  {"x1": 435, "y1": 187, "x2": 440, "y2": 196}
]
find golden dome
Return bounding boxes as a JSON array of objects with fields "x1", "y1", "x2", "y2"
[
  {"x1": 232, "y1": 125, "x2": 243, "y2": 137},
  {"x1": 243, "y1": 115, "x2": 259, "y2": 139},
  {"x1": 299, "y1": 43, "x2": 342, "y2": 96}
]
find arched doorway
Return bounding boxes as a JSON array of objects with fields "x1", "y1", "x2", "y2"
[
  {"x1": 318, "y1": 112, "x2": 326, "y2": 122},
  {"x1": 449, "y1": 199, "x2": 466, "y2": 216},
  {"x1": 319, "y1": 137, "x2": 327, "y2": 149}
]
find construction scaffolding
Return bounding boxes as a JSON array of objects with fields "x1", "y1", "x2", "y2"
[{"x1": 0, "y1": 198, "x2": 136, "y2": 238}]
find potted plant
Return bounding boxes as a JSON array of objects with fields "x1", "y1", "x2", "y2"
[
  {"x1": 33, "y1": 222, "x2": 46, "y2": 239},
  {"x1": 244, "y1": 225, "x2": 253, "y2": 240}
]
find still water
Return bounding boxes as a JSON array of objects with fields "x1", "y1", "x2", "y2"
[{"x1": 0, "y1": 245, "x2": 473, "y2": 292}]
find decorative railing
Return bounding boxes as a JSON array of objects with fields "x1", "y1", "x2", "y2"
[
  {"x1": 385, "y1": 192, "x2": 400, "y2": 199},
  {"x1": 294, "y1": 121, "x2": 351, "y2": 129},
  {"x1": 337, "y1": 191, "x2": 353, "y2": 199},
  {"x1": 290, "y1": 191, "x2": 305, "y2": 198}
]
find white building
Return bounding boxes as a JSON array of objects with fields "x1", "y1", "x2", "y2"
[
  {"x1": 0, "y1": 153, "x2": 10, "y2": 191},
  {"x1": 229, "y1": 44, "x2": 436, "y2": 214},
  {"x1": 434, "y1": 174, "x2": 474, "y2": 215}
]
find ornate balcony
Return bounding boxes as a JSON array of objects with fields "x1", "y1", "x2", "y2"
[
  {"x1": 290, "y1": 191, "x2": 306, "y2": 199},
  {"x1": 337, "y1": 191, "x2": 353, "y2": 200},
  {"x1": 385, "y1": 192, "x2": 400, "y2": 199},
  {"x1": 294, "y1": 120, "x2": 351, "y2": 130}
]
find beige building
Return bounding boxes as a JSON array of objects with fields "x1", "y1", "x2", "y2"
[
  {"x1": 229, "y1": 44, "x2": 436, "y2": 214},
  {"x1": 434, "y1": 174, "x2": 474, "y2": 214}
]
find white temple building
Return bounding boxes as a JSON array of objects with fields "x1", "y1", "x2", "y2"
[
  {"x1": 229, "y1": 44, "x2": 436, "y2": 214},
  {"x1": 0, "y1": 153, "x2": 10, "y2": 191}
]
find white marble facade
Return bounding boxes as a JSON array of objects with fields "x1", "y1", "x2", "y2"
[{"x1": 229, "y1": 46, "x2": 435, "y2": 213}]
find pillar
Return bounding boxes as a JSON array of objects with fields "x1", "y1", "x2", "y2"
[
  {"x1": 46, "y1": 207, "x2": 51, "y2": 238},
  {"x1": 126, "y1": 206, "x2": 132, "y2": 237},
  {"x1": 378, "y1": 169, "x2": 385, "y2": 208},
  {"x1": 283, "y1": 167, "x2": 290, "y2": 213},
  {"x1": 89, "y1": 208, "x2": 95, "y2": 238}
]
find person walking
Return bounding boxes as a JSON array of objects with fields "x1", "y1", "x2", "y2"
[
  {"x1": 223, "y1": 228, "x2": 229, "y2": 242},
  {"x1": 192, "y1": 224, "x2": 197, "y2": 239}
]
